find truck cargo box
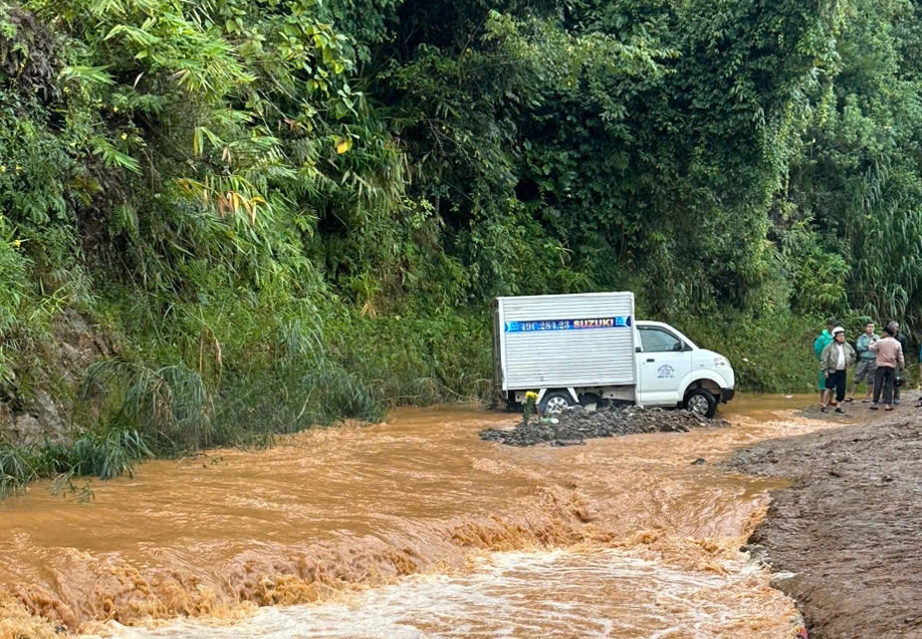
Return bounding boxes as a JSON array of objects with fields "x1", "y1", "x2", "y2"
[{"x1": 493, "y1": 292, "x2": 636, "y2": 391}]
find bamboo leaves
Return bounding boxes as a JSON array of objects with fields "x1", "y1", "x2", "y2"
[{"x1": 90, "y1": 135, "x2": 140, "y2": 172}]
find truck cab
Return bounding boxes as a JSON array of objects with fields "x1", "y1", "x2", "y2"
[{"x1": 634, "y1": 321, "x2": 735, "y2": 417}]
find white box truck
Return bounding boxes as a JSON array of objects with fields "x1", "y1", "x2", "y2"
[{"x1": 493, "y1": 292, "x2": 735, "y2": 417}]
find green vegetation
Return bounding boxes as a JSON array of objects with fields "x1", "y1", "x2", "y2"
[
  {"x1": 0, "y1": 429, "x2": 150, "y2": 498},
  {"x1": 1, "y1": 0, "x2": 921, "y2": 491}
]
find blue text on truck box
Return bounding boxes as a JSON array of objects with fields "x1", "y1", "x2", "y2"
[{"x1": 504, "y1": 316, "x2": 632, "y2": 333}]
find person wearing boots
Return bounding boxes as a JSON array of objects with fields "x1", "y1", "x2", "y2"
[{"x1": 820, "y1": 327, "x2": 856, "y2": 413}]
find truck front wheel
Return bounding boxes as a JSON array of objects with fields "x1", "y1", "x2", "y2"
[
  {"x1": 684, "y1": 388, "x2": 717, "y2": 418},
  {"x1": 540, "y1": 390, "x2": 573, "y2": 415}
]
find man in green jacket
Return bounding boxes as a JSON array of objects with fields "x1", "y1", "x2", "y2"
[
  {"x1": 847, "y1": 321, "x2": 879, "y2": 403},
  {"x1": 813, "y1": 318, "x2": 836, "y2": 401}
]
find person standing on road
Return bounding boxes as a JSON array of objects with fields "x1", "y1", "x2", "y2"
[
  {"x1": 847, "y1": 322, "x2": 879, "y2": 403},
  {"x1": 870, "y1": 324, "x2": 905, "y2": 411},
  {"x1": 888, "y1": 320, "x2": 909, "y2": 406},
  {"x1": 888, "y1": 321, "x2": 909, "y2": 405},
  {"x1": 917, "y1": 340, "x2": 922, "y2": 409},
  {"x1": 814, "y1": 318, "x2": 836, "y2": 402},
  {"x1": 820, "y1": 327, "x2": 856, "y2": 413}
]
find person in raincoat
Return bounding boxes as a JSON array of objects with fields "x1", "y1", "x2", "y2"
[{"x1": 813, "y1": 318, "x2": 836, "y2": 401}]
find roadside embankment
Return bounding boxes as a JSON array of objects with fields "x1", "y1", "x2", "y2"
[
  {"x1": 727, "y1": 409, "x2": 922, "y2": 638},
  {"x1": 480, "y1": 406, "x2": 727, "y2": 446}
]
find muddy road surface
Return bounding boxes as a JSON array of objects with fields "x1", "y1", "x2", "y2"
[
  {"x1": 729, "y1": 401, "x2": 922, "y2": 639},
  {"x1": 0, "y1": 396, "x2": 830, "y2": 638}
]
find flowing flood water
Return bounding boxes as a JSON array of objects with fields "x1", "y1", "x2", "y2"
[{"x1": 0, "y1": 395, "x2": 831, "y2": 638}]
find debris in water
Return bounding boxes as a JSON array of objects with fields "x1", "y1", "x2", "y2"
[
  {"x1": 549, "y1": 439, "x2": 585, "y2": 447},
  {"x1": 479, "y1": 406, "x2": 728, "y2": 447}
]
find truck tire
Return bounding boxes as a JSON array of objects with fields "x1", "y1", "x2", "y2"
[
  {"x1": 540, "y1": 390, "x2": 573, "y2": 415},
  {"x1": 684, "y1": 388, "x2": 717, "y2": 418}
]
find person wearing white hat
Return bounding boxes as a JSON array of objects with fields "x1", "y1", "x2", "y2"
[{"x1": 820, "y1": 326, "x2": 856, "y2": 413}]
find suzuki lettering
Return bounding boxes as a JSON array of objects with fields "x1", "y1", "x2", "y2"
[{"x1": 505, "y1": 316, "x2": 632, "y2": 333}]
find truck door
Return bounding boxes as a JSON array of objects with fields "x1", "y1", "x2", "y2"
[{"x1": 636, "y1": 326, "x2": 693, "y2": 405}]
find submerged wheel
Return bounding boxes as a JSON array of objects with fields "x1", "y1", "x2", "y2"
[
  {"x1": 685, "y1": 388, "x2": 717, "y2": 418},
  {"x1": 540, "y1": 390, "x2": 573, "y2": 415}
]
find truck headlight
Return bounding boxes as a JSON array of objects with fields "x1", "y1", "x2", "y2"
[{"x1": 714, "y1": 357, "x2": 729, "y2": 368}]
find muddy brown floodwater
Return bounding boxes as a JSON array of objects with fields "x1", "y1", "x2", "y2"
[{"x1": 0, "y1": 395, "x2": 830, "y2": 638}]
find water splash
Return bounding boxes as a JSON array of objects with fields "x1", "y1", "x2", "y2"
[{"x1": 81, "y1": 550, "x2": 799, "y2": 639}]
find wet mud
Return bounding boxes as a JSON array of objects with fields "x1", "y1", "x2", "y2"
[
  {"x1": 728, "y1": 402, "x2": 922, "y2": 638},
  {"x1": 479, "y1": 406, "x2": 727, "y2": 446}
]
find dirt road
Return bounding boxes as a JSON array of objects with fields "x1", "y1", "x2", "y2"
[{"x1": 729, "y1": 401, "x2": 922, "y2": 638}]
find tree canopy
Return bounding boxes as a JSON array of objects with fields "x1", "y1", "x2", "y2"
[{"x1": 1, "y1": 0, "x2": 921, "y2": 418}]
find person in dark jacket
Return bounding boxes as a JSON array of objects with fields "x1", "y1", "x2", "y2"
[{"x1": 888, "y1": 321, "x2": 908, "y2": 405}]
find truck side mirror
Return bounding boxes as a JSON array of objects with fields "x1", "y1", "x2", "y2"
[{"x1": 635, "y1": 346, "x2": 642, "y2": 353}]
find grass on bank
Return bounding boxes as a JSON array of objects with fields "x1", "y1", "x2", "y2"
[
  {"x1": 0, "y1": 345, "x2": 384, "y2": 497},
  {"x1": 0, "y1": 358, "x2": 384, "y2": 499},
  {"x1": 0, "y1": 429, "x2": 151, "y2": 499}
]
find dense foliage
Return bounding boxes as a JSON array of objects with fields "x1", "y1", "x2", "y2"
[{"x1": 1, "y1": 0, "x2": 921, "y2": 476}]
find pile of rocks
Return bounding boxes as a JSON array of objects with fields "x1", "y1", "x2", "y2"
[{"x1": 480, "y1": 405, "x2": 727, "y2": 447}]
